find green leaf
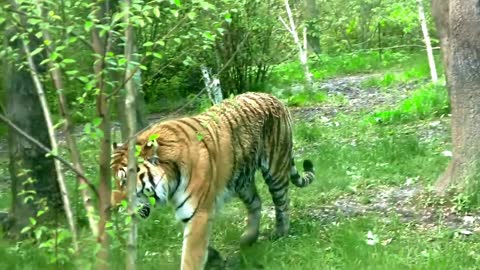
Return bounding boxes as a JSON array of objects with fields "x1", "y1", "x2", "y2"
[
  {"x1": 29, "y1": 217, "x2": 37, "y2": 226},
  {"x1": 30, "y1": 47, "x2": 43, "y2": 57},
  {"x1": 153, "y1": 7, "x2": 160, "y2": 18},
  {"x1": 143, "y1": 41, "x2": 154, "y2": 47},
  {"x1": 148, "y1": 134, "x2": 160, "y2": 141},
  {"x1": 20, "y1": 226, "x2": 31, "y2": 234},
  {"x1": 37, "y1": 210, "x2": 45, "y2": 217},
  {"x1": 149, "y1": 197, "x2": 156, "y2": 206},
  {"x1": 174, "y1": 0, "x2": 182, "y2": 7},
  {"x1": 66, "y1": 70, "x2": 79, "y2": 76},
  {"x1": 196, "y1": 132, "x2": 204, "y2": 141},
  {"x1": 84, "y1": 123, "x2": 91, "y2": 134},
  {"x1": 92, "y1": 117, "x2": 102, "y2": 127},
  {"x1": 63, "y1": 58, "x2": 76, "y2": 64},
  {"x1": 84, "y1": 21, "x2": 93, "y2": 32},
  {"x1": 224, "y1": 13, "x2": 232, "y2": 23},
  {"x1": 153, "y1": 52, "x2": 162, "y2": 59},
  {"x1": 187, "y1": 11, "x2": 196, "y2": 20}
]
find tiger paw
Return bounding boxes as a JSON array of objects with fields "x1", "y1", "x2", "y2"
[
  {"x1": 239, "y1": 230, "x2": 260, "y2": 247},
  {"x1": 268, "y1": 227, "x2": 289, "y2": 240},
  {"x1": 206, "y1": 247, "x2": 226, "y2": 270}
]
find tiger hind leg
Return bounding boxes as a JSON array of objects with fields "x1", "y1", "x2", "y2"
[
  {"x1": 237, "y1": 179, "x2": 262, "y2": 246},
  {"x1": 262, "y1": 169, "x2": 290, "y2": 238}
]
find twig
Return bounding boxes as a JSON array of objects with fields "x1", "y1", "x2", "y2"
[{"x1": 0, "y1": 113, "x2": 99, "y2": 198}]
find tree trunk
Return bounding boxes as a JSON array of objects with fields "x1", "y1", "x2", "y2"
[
  {"x1": 92, "y1": 2, "x2": 112, "y2": 268},
  {"x1": 432, "y1": 0, "x2": 480, "y2": 193},
  {"x1": 124, "y1": 0, "x2": 138, "y2": 268},
  {"x1": 201, "y1": 65, "x2": 223, "y2": 105},
  {"x1": 304, "y1": 0, "x2": 321, "y2": 54},
  {"x1": 116, "y1": 54, "x2": 148, "y2": 141},
  {"x1": 4, "y1": 33, "x2": 62, "y2": 238},
  {"x1": 417, "y1": 0, "x2": 438, "y2": 83}
]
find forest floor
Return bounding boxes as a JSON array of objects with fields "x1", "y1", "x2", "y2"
[{"x1": 289, "y1": 74, "x2": 479, "y2": 236}]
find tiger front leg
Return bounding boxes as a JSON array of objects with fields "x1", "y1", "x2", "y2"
[{"x1": 181, "y1": 211, "x2": 215, "y2": 270}]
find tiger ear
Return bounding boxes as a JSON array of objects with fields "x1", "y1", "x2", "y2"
[{"x1": 112, "y1": 142, "x2": 123, "y2": 150}]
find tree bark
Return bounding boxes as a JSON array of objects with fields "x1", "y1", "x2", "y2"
[
  {"x1": 432, "y1": 0, "x2": 480, "y2": 193},
  {"x1": 3, "y1": 32, "x2": 62, "y2": 238},
  {"x1": 92, "y1": 1, "x2": 112, "y2": 268},
  {"x1": 417, "y1": 0, "x2": 438, "y2": 83}
]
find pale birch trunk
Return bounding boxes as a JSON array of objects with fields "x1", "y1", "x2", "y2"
[
  {"x1": 201, "y1": 65, "x2": 223, "y2": 104},
  {"x1": 279, "y1": 0, "x2": 313, "y2": 89},
  {"x1": 417, "y1": 0, "x2": 438, "y2": 83}
]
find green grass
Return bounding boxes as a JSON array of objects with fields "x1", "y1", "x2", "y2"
[
  {"x1": 269, "y1": 50, "x2": 443, "y2": 88},
  {"x1": 0, "y1": 100, "x2": 457, "y2": 269},
  {"x1": 366, "y1": 83, "x2": 450, "y2": 125}
]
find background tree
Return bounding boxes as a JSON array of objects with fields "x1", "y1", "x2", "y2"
[
  {"x1": 431, "y1": 0, "x2": 480, "y2": 194},
  {"x1": 3, "y1": 30, "x2": 62, "y2": 237}
]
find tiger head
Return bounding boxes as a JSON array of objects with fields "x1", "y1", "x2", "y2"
[{"x1": 112, "y1": 158, "x2": 173, "y2": 218}]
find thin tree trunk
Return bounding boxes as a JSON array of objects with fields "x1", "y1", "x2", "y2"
[
  {"x1": 201, "y1": 65, "x2": 223, "y2": 105},
  {"x1": 117, "y1": 47, "x2": 148, "y2": 141},
  {"x1": 417, "y1": 0, "x2": 438, "y2": 83},
  {"x1": 279, "y1": 0, "x2": 313, "y2": 89},
  {"x1": 432, "y1": 0, "x2": 480, "y2": 193},
  {"x1": 124, "y1": 0, "x2": 138, "y2": 268},
  {"x1": 34, "y1": 0, "x2": 98, "y2": 237},
  {"x1": 21, "y1": 36, "x2": 79, "y2": 252},
  {"x1": 92, "y1": 2, "x2": 112, "y2": 268}
]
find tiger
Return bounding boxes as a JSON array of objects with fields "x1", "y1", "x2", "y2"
[{"x1": 111, "y1": 92, "x2": 315, "y2": 270}]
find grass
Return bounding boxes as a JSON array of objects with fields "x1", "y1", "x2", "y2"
[
  {"x1": 269, "y1": 50, "x2": 442, "y2": 88},
  {"x1": 0, "y1": 98, "x2": 456, "y2": 269},
  {"x1": 366, "y1": 83, "x2": 450, "y2": 125}
]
